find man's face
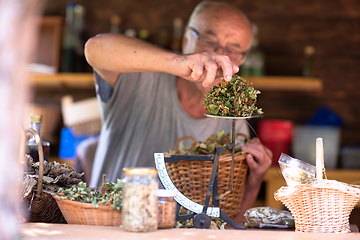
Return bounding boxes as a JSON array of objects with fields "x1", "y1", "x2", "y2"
[{"x1": 182, "y1": 8, "x2": 252, "y2": 93}]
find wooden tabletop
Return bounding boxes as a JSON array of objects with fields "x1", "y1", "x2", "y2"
[{"x1": 21, "y1": 223, "x2": 359, "y2": 240}]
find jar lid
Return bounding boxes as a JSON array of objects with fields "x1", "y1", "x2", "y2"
[
  {"x1": 123, "y1": 167, "x2": 158, "y2": 175},
  {"x1": 155, "y1": 189, "x2": 177, "y2": 197}
]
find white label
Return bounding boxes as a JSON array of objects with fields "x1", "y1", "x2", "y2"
[{"x1": 154, "y1": 153, "x2": 220, "y2": 218}]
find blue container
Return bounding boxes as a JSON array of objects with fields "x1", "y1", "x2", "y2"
[{"x1": 58, "y1": 127, "x2": 97, "y2": 159}]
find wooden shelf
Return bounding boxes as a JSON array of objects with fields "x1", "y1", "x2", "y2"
[
  {"x1": 30, "y1": 73, "x2": 95, "y2": 89},
  {"x1": 30, "y1": 73, "x2": 323, "y2": 91},
  {"x1": 247, "y1": 76, "x2": 322, "y2": 91}
]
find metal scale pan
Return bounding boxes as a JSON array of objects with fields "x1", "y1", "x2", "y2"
[{"x1": 154, "y1": 114, "x2": 263, "y2": 229}]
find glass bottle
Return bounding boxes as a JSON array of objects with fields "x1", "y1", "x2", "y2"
[
  {"x1": 240, "y1": 37, "x2": 265, "y2": 76},
  {"x1": 139, "y1": 29, "x2": 150, "y2": 42},
  {"x1": 122, "y1": 168, "x2": 158, "y2": 232},
  {"x1": 303, "y1": 45, "x2": 315, "y2": 77},
  {"x1": 25, "y1": 115, "x2": 50, "y2": 163},
  {"x1": 60, "y1": 2, "x2": 76, "y2": 72},
  {"x1": 171, "y1": 17, "x2": 183, "y2": 53}
]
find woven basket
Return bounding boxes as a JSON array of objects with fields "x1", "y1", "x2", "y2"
[
  {"x1": 53, "y1": 195, "x2": 122, "y2": 226},
  {"x1": 165, "y1": 134, "x2": 249, "y2": 218},
  {"x1": 274, "y1": 138, "x2": 360, "y2": 233},
  {"x1": 275, "y1": 181, "x2": 360, "y2": 233},
  {"x1": 70, "y1": 118, "x2": 102, "y2": 135},
  {"x1": 20, "y1": 128, "x2": 65, "y2": 223}
]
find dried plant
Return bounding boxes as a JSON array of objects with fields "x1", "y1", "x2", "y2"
[{"x1": 203, "y1": 75, "x2": 263, "y2": 117}]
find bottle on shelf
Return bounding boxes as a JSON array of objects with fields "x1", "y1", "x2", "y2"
[
  {"x1": 157, "y1": 28, "x2": 170, "y2": 49},
  {"x1": 110, "y1": 14, "x2": 122, "y2": 34},
  {"x1": 240, "y1": 24, "x2": 265, "y2": 76},
  {"x1": 171, "y1": 17, "x2": 183, "y2": 53},
  {"x1": 303, "y1": 45, "x2": 315, "y2": 77},
  {"x1": 25, "y1": 115, "x2": 50, "y2": 163},
  {"x1": 139, "y1": 29, "x2": 150, "y2": 42},
  {"x1": 60, "y1": 2, "x2": 76, "y2": 72},
  {"x1": 73, "y1": 4, "x2": 86, "y2": 72}
]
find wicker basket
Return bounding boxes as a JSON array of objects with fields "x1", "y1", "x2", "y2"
[
  {"x1": 274, "y1": 138, "x2": 360, "y2": 233},
  {"x1": 275, "y1": 181, "x2": 360, "y2": 233},
  {"x1": 20, "y1": 128, "x2": 65, "y2": 223},
  {"x1": 70, "y1": 118, "x2": 102, "y2": 135},
  {"x1": 53, "y1": 195, "x2": 122, "y2": 226},
  {"x1": 165, "y1": 134, "x2": 249, "y2": 218}
]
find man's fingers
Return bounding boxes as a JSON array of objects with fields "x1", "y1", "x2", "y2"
[
  {"x1": 212, "y1": 54, "x2": 237, "y2": 81},
  {"x1": 190, "y1": 61, "x2": 204, "y2": 81},
  {"x1": 202, "y1": 60, "x2": 218, "y2": 87},
  {"x1": 185, "y1": 52, "x2": 239, "y2": 86}
]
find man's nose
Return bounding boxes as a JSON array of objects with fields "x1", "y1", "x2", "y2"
[{"x1": 214, "y1": 45, "x2": 225, "y2": 54}]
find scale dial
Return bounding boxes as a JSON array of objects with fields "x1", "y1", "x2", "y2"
[{"x1": 154, "y1": 153, "x2": 220, "y2": 217}]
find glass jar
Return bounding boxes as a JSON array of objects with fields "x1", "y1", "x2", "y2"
[
  {"x1": 122, "y1": 168, "x2": 158, "y2": 232},
  {"x1": 157, "y1": 189, "x2": 176, "y2": 229}
]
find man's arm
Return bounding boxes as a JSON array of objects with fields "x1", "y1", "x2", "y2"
[{"x1": 84, "y1": 33, "x2": 239, "y2": 87}]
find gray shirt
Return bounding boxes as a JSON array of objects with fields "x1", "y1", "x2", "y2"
[{"x1": 90, "y1": 72, "x2": 249, "y2": 187}]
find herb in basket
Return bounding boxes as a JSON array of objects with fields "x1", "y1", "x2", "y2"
[
  {"x1": 175, "y1": 206, "x2": 227, "y2": 230},
  {"x1": 57, "y1": 175, "x2": 123, "y2": 211},
  {"x1": 203, "y1": 75, "x2": 263, "y2": 117},
  {"x1": 169, "y1": 130, "x2": 247, "y2": 155}
]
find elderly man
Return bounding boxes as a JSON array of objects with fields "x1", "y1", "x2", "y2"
[{"x1": 84, "y1": 1, "x2": 272, "y2": 224}]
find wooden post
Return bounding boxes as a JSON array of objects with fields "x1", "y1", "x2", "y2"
[{"x1": 0, "y1": 0, "x2": 40, "y2": 239}]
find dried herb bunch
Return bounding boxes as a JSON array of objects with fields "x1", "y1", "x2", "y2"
[
  {"x1": 175, "y1": 206, "x2": 227, "y2": 230},
  {"x1": 22, "y1": 156, "x2": 84, "y2": 199},
  {"x1": 57, "y1": 175, "x2": 123, "y2": 211},
  {"x1": 169, "y1": 130, "x2": 246, "y2": 155},
  {"x1": 203, "y1": 75, "x2": 263, "y2": 117}
]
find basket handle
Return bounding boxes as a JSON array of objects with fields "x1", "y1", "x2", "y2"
[
  {"x1": 19, "y1": 128, "x2": 45, "y2": 197},
  {"x1": 174, "y1": 136, "x2": 196, "y2": 153},
  {"x1": 316, "y1": 137, "x2": 324, "y2": 182},
  {"x1": 235, "y1": 133, "x2": 250, "y2": 145}
]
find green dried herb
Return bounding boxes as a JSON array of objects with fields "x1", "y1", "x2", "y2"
[
  {"x1": 175, "y1": 206, "x2": 227, "y2": 230},
  {"x1": 203, "y1": 75, "x2": 263, "y2": 117},
  {"x1": 169, "y1": 130, "x2": 247, "y2": 155},
  {"x1": 57, "y1": 175, "x2": 123, "y2": 211}
]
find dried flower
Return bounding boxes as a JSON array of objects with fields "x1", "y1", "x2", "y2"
[{"x1": 203, "y1": 75, "x2": 263, "y2": 117}]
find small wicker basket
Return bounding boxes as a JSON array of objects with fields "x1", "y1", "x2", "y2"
[
  {"x1": 274, "y1": 138, "x2": 360, "y2": 233},
  {"x1": 20, "y1": 128, "x2": 65, "y2": 223},
  {"x1": 165, "y1": 134, "x2": 249, "y2": 218},
  {"x1": 53, "y1": 195, "x2": 122, "y2": 226}
]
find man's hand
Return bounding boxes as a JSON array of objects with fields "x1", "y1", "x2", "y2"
[
  {"x1": 172, "y1": 51, "x2": 239, "y2": 87},
  {"x1": 242, "y1": 138, "x2": 272, "y2": 179}
]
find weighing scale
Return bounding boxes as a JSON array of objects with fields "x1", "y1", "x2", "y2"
[{"x1": 154, "y1": 114, "x2": 262, "y2": 230}]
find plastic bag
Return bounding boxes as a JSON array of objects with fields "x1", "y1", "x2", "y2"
[
  {"x1": 244, "y1": 207, "x2": 295, "y2": 229},
  {"x1": 278, "y1": 153, "x2": 316, "y2": 187}
]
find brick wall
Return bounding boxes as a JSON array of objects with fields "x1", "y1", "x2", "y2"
[{"x1": 43, "y1": 0, "x2": 360, "y2": 147}]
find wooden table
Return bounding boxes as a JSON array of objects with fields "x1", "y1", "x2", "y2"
[
  {"x1": 263, "y1": 166, "x2": 360, "y2": 210},
  {"x1": 21, "y1": 223, "x2": 359, "y2": 240}
]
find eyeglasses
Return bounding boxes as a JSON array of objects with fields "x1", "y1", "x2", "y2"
[{"x1": 189, "y1": 27, "x2": 247, "y2": 62}]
